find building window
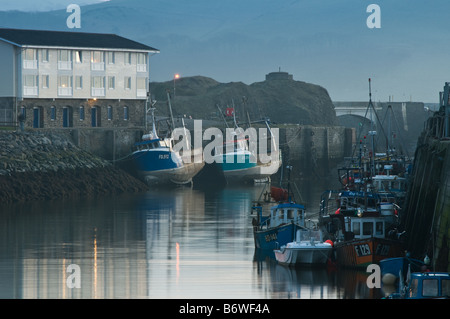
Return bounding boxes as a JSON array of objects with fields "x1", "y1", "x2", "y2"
[
  {"x1": 75, "y1": 76, "x2": 83, "y2": 89},
  {"x1": 50, "y1": 106, "x2": 56, "y2": 121},
  {"x1": 123, "y1": 106, "x2": 129, "y2": 120},
  {"x1": 107, "y1": 105, "x2": 113, "y2": 121},
  {"x1": 42, "y1": 75, "x2": 49, "y2": 89},
  {"x1": 41, "y1": 49, "x2": 49, "y2": 62},
  {"x1": 75, "y1": 50, "x2": 83, "y2": 63},
  {"x1": 91, "y1": 76, "x2": 105, "y2": 96},
  {"x1": 23, "y1": 75, "x2": 38, "y2": 96},
  {"x1": 137, "y1": 77, "x2": 147, "y2": 97},
  {"x1": 79, "y1": 106, "x2": 85, "y2": 121},
  {"x1": 124, "y1": 77, "x2": 131, "y2": 90},
  {"x1": 108, "y1": 52, "x2": 115, "y2": 64},
  {"x1": 137, "y1": 53, "x2": 147, "y2": 72},
  {"x1": 58, "y1": 75, "x2": 73, "y2": 96},
  {"x1": 58, "y1": 50, "x2": 72, "y2": 70},
  {"x1": 108, "y1": 76, "x2": 115, "y2": 90},
  {"x1": 23, "y1": 48, "x2": 37, "y2": 69},
  {"x1": 124, "y1": 52, "x2": 131, "y2": 64},
  {"x1": 91, "y1": 51, "x2": 105, "y2": 71}
]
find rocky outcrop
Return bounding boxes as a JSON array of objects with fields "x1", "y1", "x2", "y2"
[
  {"x1": 0, "y1": 131, "x2": 148, "y2": 203},
  {"x1": 150, "y1": 75, "x2": 338, "y2": 126}
]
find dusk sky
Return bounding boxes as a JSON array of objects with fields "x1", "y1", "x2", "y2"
[
  {"x1": 1, "y1": 0, "x2": 449, "y2": 103},
  {"x1": 0, "y1": 0, "x2": 106, "y2": 12}
]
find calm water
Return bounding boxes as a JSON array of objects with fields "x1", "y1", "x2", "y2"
[{"x1": 0, "y1": 179, "x2": 386, "y2": 299}]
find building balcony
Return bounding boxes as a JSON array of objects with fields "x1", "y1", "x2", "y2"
[
  {"x1": 58, "y1": 61, "x2": 72, "y2": 70},
  {"x1": 58, "y1": 87, "x2": 73, "y2": 96},
  {"x1": 91, "y1": 62, "x2": 105, "y2": 71},
  {"x1": 23, "y1": 86, "x2": 38, "y2": 96},
  {"x1": 137, "y1": 89, "x2": 147, "y2": 98},
  {"x1": 137, "y1": 64, "x2": 147, "y2": 72},
  {"x1": 91, "y1": 87, "x2": 105, "y2": 97},
  {"x1": 23, "y1": 60, "x2": 37, "y2": 69}
]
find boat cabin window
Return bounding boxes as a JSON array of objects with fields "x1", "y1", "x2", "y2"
[
  {"x1": 287, "y1": 209, "x2": 295, "y2": 219},
  {"x1": 375, "y1": 222, "x2": 383, "y2": 236},
  {"x1": 351, "y1": 219, "x2": 385, "y2": 239},
  {"x1": 278, "y1": 209, "x2": 284, "y2": 221},
  {"x1": 363, "y1": 222, "x2": 373, "y2": 236},
  {"x1": 352, "y1": 222, "x2": 360, "y2": 236},
  {"x1": 442, "y1": 279, "x2": 450, "y2": 296},
  {"x1": 422, "y1": 279, "x2": 439, "y2": 297},
  {"x1": 409, "y1": 279, "x2": 419, "y2": 298}
]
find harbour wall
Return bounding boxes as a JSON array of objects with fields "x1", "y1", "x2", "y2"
[
  {"x1": 25, "y1": 123, "x2": 354, "y2": 169},
  {"x1": 277, "y1": 125, "x2": 354, "y2": 181},
  {"x1": 402, "y1": 115, "x2": 450, "y2": 272},
  {"x1": 0, "y1": 124, "x2": 354, "y2": 203},
  {"x1": 59, "y1": 124, "x2": 355, "y2": 179},
  {"x1": 0, "y1": 130, "x2": 148, "y2": 204}
]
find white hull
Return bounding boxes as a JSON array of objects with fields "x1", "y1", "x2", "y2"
[
  {"x1": 139, "y1": 161, "x2": 205, "y2": 185},
  {"x1": 274, "y1": 242, "x2": 332, "y2": 266},
  {"x1": 223, "y1": 158, "x2": 282, "y2": 181}
]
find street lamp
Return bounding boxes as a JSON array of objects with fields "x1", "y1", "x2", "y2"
[{"x1": 174, "y1": 73, "x2": 180, "y2": 97}]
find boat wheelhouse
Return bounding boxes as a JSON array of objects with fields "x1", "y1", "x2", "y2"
[{"x1": 252, "y1": 202, "x2": 306, "y2": 250}]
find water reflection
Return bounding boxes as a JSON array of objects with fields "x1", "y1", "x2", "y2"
[{"x1": 0, "y1": 183, "x2": 383, "y2": 299}]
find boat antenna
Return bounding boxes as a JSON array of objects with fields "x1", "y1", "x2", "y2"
[
  {"x1": 149, "y1": 107, "x2": 158, "y2": 139},
  {"x1": 369, "y1": 78, "x2": 376, "y2": 177},
  {"x1": 217, "y1": 104, "x2": 229, "y2": 128},
  {"x1": 166, "y1": 89, "x2": 176, "y2": 132},
  {"x1": 286, "y1": 165, "x2": 293, "y2": 202}
]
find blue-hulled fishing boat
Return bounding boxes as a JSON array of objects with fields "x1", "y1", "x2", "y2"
[
  {"x1": 252, "y1": 201, "x2": 306, "y2": 250},
  {"x1": 386, "y1": 272, "x2": 450, "y2": 299},
  {"x1": 131, "y1": 95, "x2": 204, "y2": 185},
  {"x1": 252, "y1": 166, "x2": 306, "y2": 250}
]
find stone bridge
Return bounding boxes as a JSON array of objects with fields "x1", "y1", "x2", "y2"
[{"x1": 333, "y1": 101, "x2": 383, "y2": 124}]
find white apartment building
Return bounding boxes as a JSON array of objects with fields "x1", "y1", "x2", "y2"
[{"x1": 0, "y1": 28, "x2": 159, "y2": 129}]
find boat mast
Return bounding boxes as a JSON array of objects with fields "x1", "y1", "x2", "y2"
[
  {"x1": 166, "y1": 89, "x2": 176, "y2": 132},
  {"x1": 145, "y1": 90, "x2": 157, "y2": 134},
  {"x1": 149, "y1": 107, "x2": 158, "y2": 139},
  {"x1": 368, "y1": 78, "x2": 376, "y2": 178}
]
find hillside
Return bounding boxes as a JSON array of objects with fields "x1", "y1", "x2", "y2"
[
  {"x1": 149, "y1": 75, "x2": 338, "y2": 126},
  {"x1": 1, "y1": 0, "x2": 449, "y2": 101}
]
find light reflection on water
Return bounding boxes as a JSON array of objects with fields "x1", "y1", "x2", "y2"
[{"x1": 0, "y1": 183, "x2": 384, "y2": 299}]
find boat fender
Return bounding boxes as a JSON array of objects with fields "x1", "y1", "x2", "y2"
[{"x1": 382, "y1": 273, "x2": 397, "y2": 286}]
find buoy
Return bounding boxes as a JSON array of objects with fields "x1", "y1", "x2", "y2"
[
  {"x1": 324, "y1": 240, "x2": 334, "y2": 247},
  {"x1": 382, "y1": 273, "x2": 397, "y2": 285}
]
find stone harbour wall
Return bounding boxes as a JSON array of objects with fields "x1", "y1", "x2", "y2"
[{"x1": 0, "y1": 131, "x2": 148, "y2": 204}]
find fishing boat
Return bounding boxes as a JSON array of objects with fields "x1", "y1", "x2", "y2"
[
  {"x1": 386, "y1": 272, "x2": 450, "y2": 299},
  {"x1": 274, "y1": 228, "x2": 333, "y2": 266},
  {"x1": 318, "y1": 189, "x2": 404, "y2": 269},
  {"x1": 214, "y1": 105, "x2": 281, "y2": 183},
  {"x1": 252, "y1": 201, "x2": 306, "y2": 250},
  {"x1": 130, "y1": 94, "x2": 204, "y2": 185},
  {"x1": 380, "y1": 255, "x2": 425, "y2": 285},
  {"x1": 213, "y1": 130, "x2": 258, "y2": 179},
  {"x1": 252, "y1": 166, "x2": 306, "y2": 250},
  {"x1": 316, "y1": 80, "x2": 409, "y2": 268}
]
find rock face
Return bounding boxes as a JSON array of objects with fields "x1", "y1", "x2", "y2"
[
  {"x1": 150, "y1": 76, "x2": 337, "y2": 126},
  {"x1": 0, "y1": 131, "x2": 148, "y2": 204}
]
